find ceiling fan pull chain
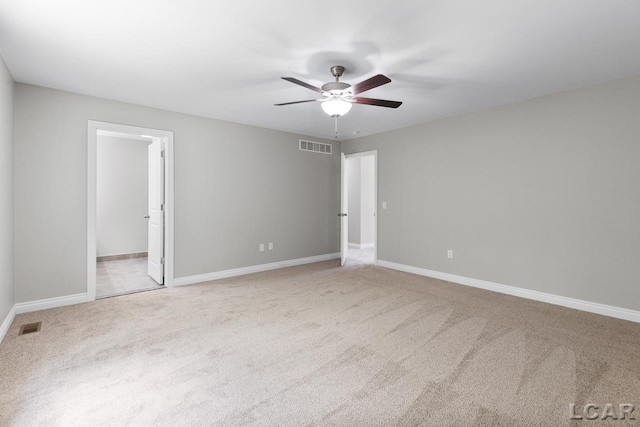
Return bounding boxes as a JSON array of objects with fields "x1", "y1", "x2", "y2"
[{"x1": 335, "y1": 116, "x2": 338, "y2": 139}]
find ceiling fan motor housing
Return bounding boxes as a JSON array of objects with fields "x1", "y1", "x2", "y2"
[
  {"x1": 322, "y1": 65, "x2": 351, "y2": 93},
  {"x1": 321, "y1": 81, "x2": 350, "y2": 93}
]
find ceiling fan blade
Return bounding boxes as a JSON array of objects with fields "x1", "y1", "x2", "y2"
[
  {"x1": 281, "y1": 77, "x2": 323, "y2": 93},
  {"x1": 351, "y1": 74, "x2": 391, "y2": 95},
  {"x1": 274, "y1": 99, "x2": 318, "y2": 106},
  {"x1": 354, "y1": 97, "x2": 402, "y2": 108}
]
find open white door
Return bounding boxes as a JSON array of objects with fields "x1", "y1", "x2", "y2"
[
  {"x1": 147, "y1": 139, "x2": 164, "y2": 284},
  {"x1": 340, "y1": 153, "x2": 348, "y2": 266}
]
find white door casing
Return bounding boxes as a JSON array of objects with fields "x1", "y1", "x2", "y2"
[
  {"x1": 342, "y1": 150, "x2": 378, "y2": 266},
  {"x1": 340, "y1": 152, "x2": 348, "y2": 266},
  {"x1": 147, "y1": 139, "x2": 164, "y2": 284},
  {"x1": 87, "y1": 120, "x2": 175, "y2": 301}
]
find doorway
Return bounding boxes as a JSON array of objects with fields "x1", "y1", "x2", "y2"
[
  {"x1": 340, "y1": 151, "x2": 377, "y2": 266},
  {"x1": 87, "y1": 121, "x2": 174, "y2": 300}
]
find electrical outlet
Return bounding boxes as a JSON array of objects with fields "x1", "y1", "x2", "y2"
[
  {"x1": 447, "y1": 250, "x2": 453, "y2": 259},
  {"x1": 382, "y1": 201, "x2": 387, "y2": 209},
  {"x1": 259, "y1": 243, "x2": 265, "y2": 252},
  {"x1": 268, "y1": 242, "x2": 273, "y2": 250}
]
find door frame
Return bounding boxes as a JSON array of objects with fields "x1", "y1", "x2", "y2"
[
  {"x1": 340, "y1": 153, "x2": 348, "y2": 265},
  {"x1": 342, "y1": 150, "x2": 378, "y2": 265},
  {"x1": 87, "y1": 120, "x2": 175, "y2": 301}
]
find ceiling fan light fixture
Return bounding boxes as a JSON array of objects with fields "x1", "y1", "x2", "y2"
[
  {"x1": 321, "y1": 99, "x2": 352, "y2": 117},
  {"x1": 277, "y1": 66, "x2": 402, "y2": 124}
]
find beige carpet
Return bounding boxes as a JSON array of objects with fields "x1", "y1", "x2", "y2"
[{"x1": 1, "y1": 260, "x2": 639, "y2": 426}]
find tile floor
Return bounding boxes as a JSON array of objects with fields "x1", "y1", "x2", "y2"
[
  {"x1": 96, "y1": 257, "x2": 163, "y2": 299},
  {"x1": 345, "y1": 246, "x2": 375, "y2": 265}
]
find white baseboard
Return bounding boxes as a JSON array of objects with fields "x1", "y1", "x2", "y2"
[
  {"x1": 348, "y1": 242, "x2": 375, "y2": 249},
  {"x1": 0, "y1": 293, "x2": 88, "y2": 344},
  {"x1": 14, "y1": 293, "x2": 88, "y2": 315},
  {"x1": 0, "y1": 304, "x2": 17, "y2": 344},
  {"x1": 377, "y1": 260, "x2": 640, "y2": 324},
  {"x1": 174, "y1": 252, "x2": 341, "y2": 287}
]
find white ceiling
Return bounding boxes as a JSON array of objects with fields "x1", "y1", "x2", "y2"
[{"x1": 1, "y1": 0, "x2": 640, "y2": 140}]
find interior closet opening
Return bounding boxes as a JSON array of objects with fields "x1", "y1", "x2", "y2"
[
  {"x1": 87, "y1": 121, "x2": 174, "y2": 300},
  {"x1": 341, "y1": 151, "x2": 377, "y2": 266}
]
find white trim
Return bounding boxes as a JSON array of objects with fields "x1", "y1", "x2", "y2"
[
  {"x1": 174, "y1": 253, "x2": 341, "y2": 287},
  {"x1": 14, "y1": 294, "x2": 88, "y2": 315},
  {"x1": 0, "y1": 305, "x2": 17, "y2": 344},
  {"x1": 345, "y1": 151, "x2": 377, "y2": 159},
  {"x1": 377, "y1": 260, "x2": 640, "y2": 323},
  {"x1": 343, "y1": 150, "x2": 378, "y2": 265},
  {"x1": 98, "y1": 130, "x2": 153, "y2": 142},
  {"x1": 348, "y1": 242, "x2": 375, "y2": 249},
  {"x1": 88, "y1": 123, "x2": 97, "y2": 301},
  {"x1": 87, "y1": 121, "x2": 175, "y2": 302}
]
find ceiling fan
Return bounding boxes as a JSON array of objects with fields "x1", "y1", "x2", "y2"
[{"x1": 275, "y1": 65, "x2": 402, "y2": 117}]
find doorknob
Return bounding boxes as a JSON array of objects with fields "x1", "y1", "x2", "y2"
[
  {"x1": 337, "y1": 213, "x2": 348, "y2": 217},
  {"x1": 144, "y1": 215, "x2": 150, "y2": 219}
]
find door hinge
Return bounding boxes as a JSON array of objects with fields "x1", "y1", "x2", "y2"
[
  {"x1": 161, "y1": 203, "x2": 164, "y2": 211},
  {"x1": 161, "y1": 257, "x2": 165, "y2": 265},
  {"x1": 161, "y1": 150, "x2": 165, "y2": 158}
]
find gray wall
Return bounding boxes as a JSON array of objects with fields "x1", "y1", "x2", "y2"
[
  {"x1": 343, "y1": 74, "x2": 640, "y2": 312},
  {"x1": 0, "y1": 56, "x2": 14, "y2": 321},
  {"x1": 347, "y1": 157, "x2": 361, "y2": 244},
  {"x1": 97, "y1": 135, "x2": 149, "y2": 257},
  {"x1": 14, "y1": 84, "x2": 340, "y2": 303}
]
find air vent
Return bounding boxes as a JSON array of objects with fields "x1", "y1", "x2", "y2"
[
  {"x1": 300, "y1": 139, "x2": 332, "y2": 155},
  {"x1": 19, "y1": 322, "x2": 42, "y2": 336}
]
